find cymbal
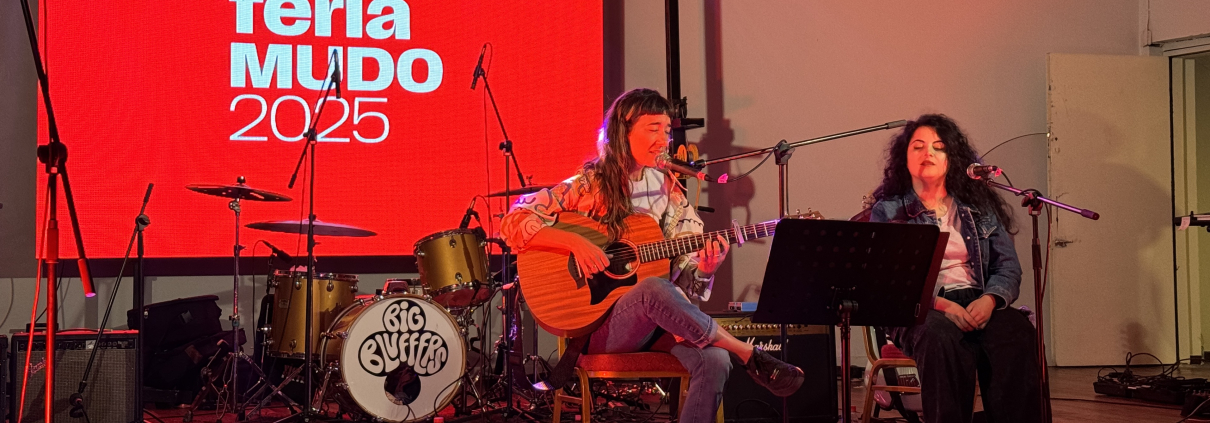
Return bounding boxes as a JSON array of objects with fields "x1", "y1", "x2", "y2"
[
  {"x1": 187, "y1": 183, "x2": 292, "y2": 202},
  {"x1": 485, "y1": 184, "x2": 554, "y2": 198},
  {"x1": 246, "y1": 220, "x2": 377, "y2": 237}
]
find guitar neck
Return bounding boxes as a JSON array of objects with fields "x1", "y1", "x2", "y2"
[{"x1": 637, "y1": 219, "x2": 779, "y2": 263}]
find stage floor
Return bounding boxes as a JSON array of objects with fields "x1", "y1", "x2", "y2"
[
  {"x1": 859, "y1": 365, "x2": 1195, "y2": 423},
  {"x1": 125, "y1": 365, "x2": 1195, "y2": 422}
]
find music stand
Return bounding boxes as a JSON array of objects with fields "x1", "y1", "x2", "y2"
[{"x1": 754, "y1": 219, "x2": 947, "y2": 423}]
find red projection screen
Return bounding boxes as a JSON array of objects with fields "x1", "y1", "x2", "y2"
[{"x1": 35, "y1": 1, "x2": 603, "y2": 262}]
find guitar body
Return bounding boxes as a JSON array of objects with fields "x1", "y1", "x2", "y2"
[{"x1": 517, "y1": 212, "x2": 670, "y2": 337}]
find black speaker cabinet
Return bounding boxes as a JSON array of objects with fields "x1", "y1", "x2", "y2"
[
  {"x1": 711, "y1": 313, "x2": 838, "y2": 422},
  {"x1": 9, "y1": 331, "x2": 138, "y2": 423},
  {"x1": 2, "y1": 335, "x2": 8, "y2": 423}
]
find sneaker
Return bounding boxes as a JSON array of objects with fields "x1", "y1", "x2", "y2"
[{"x1": 741, "y1": 346, "x2": 805, "y2": 397}]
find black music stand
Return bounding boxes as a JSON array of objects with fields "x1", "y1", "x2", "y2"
[{"x1": 754, "y1": 219, "x2": 947, "y2": 423}]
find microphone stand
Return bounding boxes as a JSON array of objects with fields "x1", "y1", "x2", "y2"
[
  {"x1": 699, "y1": 120, "x2": 907, "y2": 423},
  {"x1": 474, "y1": 55, "x2": 534, "y2": 418},
  {"x1": 278, "y1": 53, "x2": 340, "y2": 423},
  {"x1": 17, "y1": 1, "x2": 99, "y2": 422},
  {"x1": 981, "y1": 179, "x2": 1098, "y2": 423},
  {"x1": 69, "y1": 184, "x2": 153, "y2": 423}
]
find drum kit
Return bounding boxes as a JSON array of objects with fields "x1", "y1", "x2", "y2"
[{"x1": 184, "y1": 178, "x2": 553, "y2": 422}]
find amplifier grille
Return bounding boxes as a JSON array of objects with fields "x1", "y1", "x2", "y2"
[{"x1": 10, "y1": 332, "x2": 138, "y2": 423}]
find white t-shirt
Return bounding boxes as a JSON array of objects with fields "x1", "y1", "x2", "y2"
[{"x1": 935, "y1": 198, "x2": 978, "y2": 294}]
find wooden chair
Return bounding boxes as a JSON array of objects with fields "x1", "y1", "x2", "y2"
[
  {"x1": 551, "y1": 336, "x2": 723, "y2": 423},
  {"x1": 860, "y1": 326, "x2": 922, "y2": 423}
]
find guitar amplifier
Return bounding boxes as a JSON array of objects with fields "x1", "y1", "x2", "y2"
[
  {"x1": 9, "y1": 331, "x2": 139, "y2": 423},
  {"x1": 711, "y1": 312, "x2": 838, "y2": 422}
]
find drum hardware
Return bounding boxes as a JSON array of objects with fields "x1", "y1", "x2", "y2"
[
  {"x1": 186, "y1": 176, "x2": 294, "y2": 421},
  {"x1": 484, "y1": 184, "x2": 554, "y2": 198},
  {"x1": 247, "y1": 219, "x2": 378, "y2": 237}
]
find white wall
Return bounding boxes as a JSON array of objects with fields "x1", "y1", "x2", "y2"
[
  {"x1": 1145, "y1": 0, "x2": 1210, "y2": 44},
  {"x1": 624, "y1": 0, "x2": 1146, "y2": 364}
]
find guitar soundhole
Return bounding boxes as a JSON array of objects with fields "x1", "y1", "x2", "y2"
[{"x1": 604, "y1": 242, "x2": 637, "y2": 276}]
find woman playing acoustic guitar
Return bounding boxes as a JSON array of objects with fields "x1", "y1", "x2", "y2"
[{"x1": 500, "y1": 88, "x2": 804, "y2": 422}]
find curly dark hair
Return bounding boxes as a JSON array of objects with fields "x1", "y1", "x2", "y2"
[
  {"x1": 872, "y1": 114, "x2": 1016, "y2": 233},
  {"x1": 583, "y1": 88, "x2": 673, "y2": 241}
]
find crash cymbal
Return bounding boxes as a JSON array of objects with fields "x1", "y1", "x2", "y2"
[
  {"x1": 485, "y1": 184, "x2": 554, "y2": 198},
  {"x1": 246, "y1": 219, "x2": 377, "y2": 237},
  {"x1": 187, "y1": 177, "x2": 291, "y2": 202}
]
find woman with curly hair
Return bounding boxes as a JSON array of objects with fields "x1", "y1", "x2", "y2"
[{"x1": 869, "y1": 114, "x2": 1040, "y2": 422}]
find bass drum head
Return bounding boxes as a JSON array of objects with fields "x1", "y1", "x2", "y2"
[{"x1": 337, "y1": 295, "x2": 466, "y2": 422}]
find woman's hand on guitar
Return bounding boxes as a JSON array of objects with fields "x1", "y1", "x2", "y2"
[
  {"x1": 567, "y1": 233, "x2": 610, "y2": 278},
  {"x1": 696, "y1": 234, "x2": 730, "y2": 275}
]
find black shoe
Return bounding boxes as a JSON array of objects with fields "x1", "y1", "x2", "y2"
[{"x1": 741, "y1": 347, "x2": 804, "y2": 397}]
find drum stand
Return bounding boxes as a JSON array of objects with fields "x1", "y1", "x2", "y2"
[
  {"x1": 185, "y1": 343, "x2": 300, "y2": 423},
  {"x1": 245, "y1": 361, "x2": 309, "y2": 418}
]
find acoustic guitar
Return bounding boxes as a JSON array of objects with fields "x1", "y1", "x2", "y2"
[{"x1": 517, "y1": 211, "x2": 820, "y2": 337}]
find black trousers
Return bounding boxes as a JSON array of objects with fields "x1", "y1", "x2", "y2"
[{"x1": 887, "y1": 288, "x2": 1042, "y2": 423}]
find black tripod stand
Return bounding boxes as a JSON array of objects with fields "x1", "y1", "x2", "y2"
[
  {"x1": 68, "y1": 184, "x2": 153, "y2": 423},
  {"x1": 470, "y1": 42, "x2": 547, "y2": 421},
  {"x1": 276, "y1": 51, "x2": 342, "y2": 423},
  {"x1": 980, "y1": 177, "x2": 1099, "y2": 423}
]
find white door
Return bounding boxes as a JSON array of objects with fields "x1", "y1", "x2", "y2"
[{"x1": 1047, "y1": 53, "x2": 1174, "y2": 366}]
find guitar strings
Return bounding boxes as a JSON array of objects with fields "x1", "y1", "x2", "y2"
[{"x1": 592, "y1": 222, "x2": 778, "y2": 263}]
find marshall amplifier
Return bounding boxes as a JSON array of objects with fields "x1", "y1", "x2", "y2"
[
  {"x1": 711, "y1": 312, "x2": 838, "y2": 422},
  {"x1": 9, "y1": 331, "x2": 139, "y2": 423}
]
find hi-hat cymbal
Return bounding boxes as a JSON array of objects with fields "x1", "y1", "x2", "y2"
[
  {"x1": 246, "y1": 220, "x2": 377, "y2": 237},
  {"x1": 485, "y1": 184, "x2": 554, "y2": 198},
  {"x1": 187, "y1": 182, "x2": 291, "y2": 202}
]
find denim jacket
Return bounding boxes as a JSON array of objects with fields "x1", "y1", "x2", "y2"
[{"x1": 869, "y1": 191, "x2": 1022, "y2": 309}]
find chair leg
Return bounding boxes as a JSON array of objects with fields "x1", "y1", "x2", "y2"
[
  {"x1": 578, "y1": 369, "x2": 592, "y2": 423},
  {"x1": 861, "y1": 376, "x2": 877, "y2": 423},
  {"x1": 678, "y1": 376, "x2": 690, "y2": 419},
  {"x1": 552, "y1": 389, "x2": 563, "y2": 423},
  {"x1": 716, "y1": 398, "x2": 725, "y2": 423}
]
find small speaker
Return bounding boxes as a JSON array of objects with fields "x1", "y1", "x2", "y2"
[
  {"x1": 9, "y1": 331, "x2": 139, "y2": 423},
  {"x1": 712, "y1": 313, "x2": 839, "y2": 423}
]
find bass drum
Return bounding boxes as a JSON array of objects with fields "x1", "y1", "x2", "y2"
[{"x1": 320, "y1": 294, "x2": 466, "y2": 422}]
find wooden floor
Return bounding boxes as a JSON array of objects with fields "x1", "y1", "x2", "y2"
[
  {"x1": 25, "y1": 365, "x2": 1204, "y2": 422},
  {"x1": 857, "y1": 365, "x2": 1199, "y2": 423}
]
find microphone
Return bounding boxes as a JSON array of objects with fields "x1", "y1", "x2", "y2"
[
  {"x1": 459, "y1": 197, "x2": 479, "y2": 229},
  {"x1": 470, "y1": 43, "x2": 487, "y2": 90},
  {"x1": 332, "y1": 51, "x2": 342, "y2": 99},
  {"x1": 261, "y1": 241, "x2": 294, "y2": 264},
  {"x1": 966, "y1": 163, "x2": 1002, "y2": 180},
  {"x1": 655, "y1": 153, "x2": 728, "y2": 184}
]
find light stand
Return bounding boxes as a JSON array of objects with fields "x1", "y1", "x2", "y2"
[
  {"x1": 278, "y1": 52, "x2": 340, "y2": 423},
  {"x1": 18, "y1": 1, "x2": 99, "y2": 422},
  {"x1": 982, "y1": 180, "x2": 1099, "y2": 423},
  {"x1": 700, "y1": 120, "x2": 907, "y2": 423}
]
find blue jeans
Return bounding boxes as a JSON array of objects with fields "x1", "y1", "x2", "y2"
[{"x1": 587, "y1": 277, "x2": 728, "y2": 423}]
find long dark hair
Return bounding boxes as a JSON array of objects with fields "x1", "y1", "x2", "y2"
[
  {"x1": 872, "y1": 114, "x2": 1016, "y2": 233},
  {"x1": 584, "y1": 88, "x2": 673, "y2": 241}
]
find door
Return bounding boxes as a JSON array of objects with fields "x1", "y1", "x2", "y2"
[{"x1": 1047, "y1": 53, "x2": 1173, "y2": 366}]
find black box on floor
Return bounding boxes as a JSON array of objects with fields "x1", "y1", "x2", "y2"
[
  {"x1": 711, "y1": 312, "x2": 838, "y2": 422},
  {"x1": 9, "y1": 331, "x2": 139, "y2": 423},
  {"x1": 1, "y1": 335, "x2": 7, "y2": 423}
]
